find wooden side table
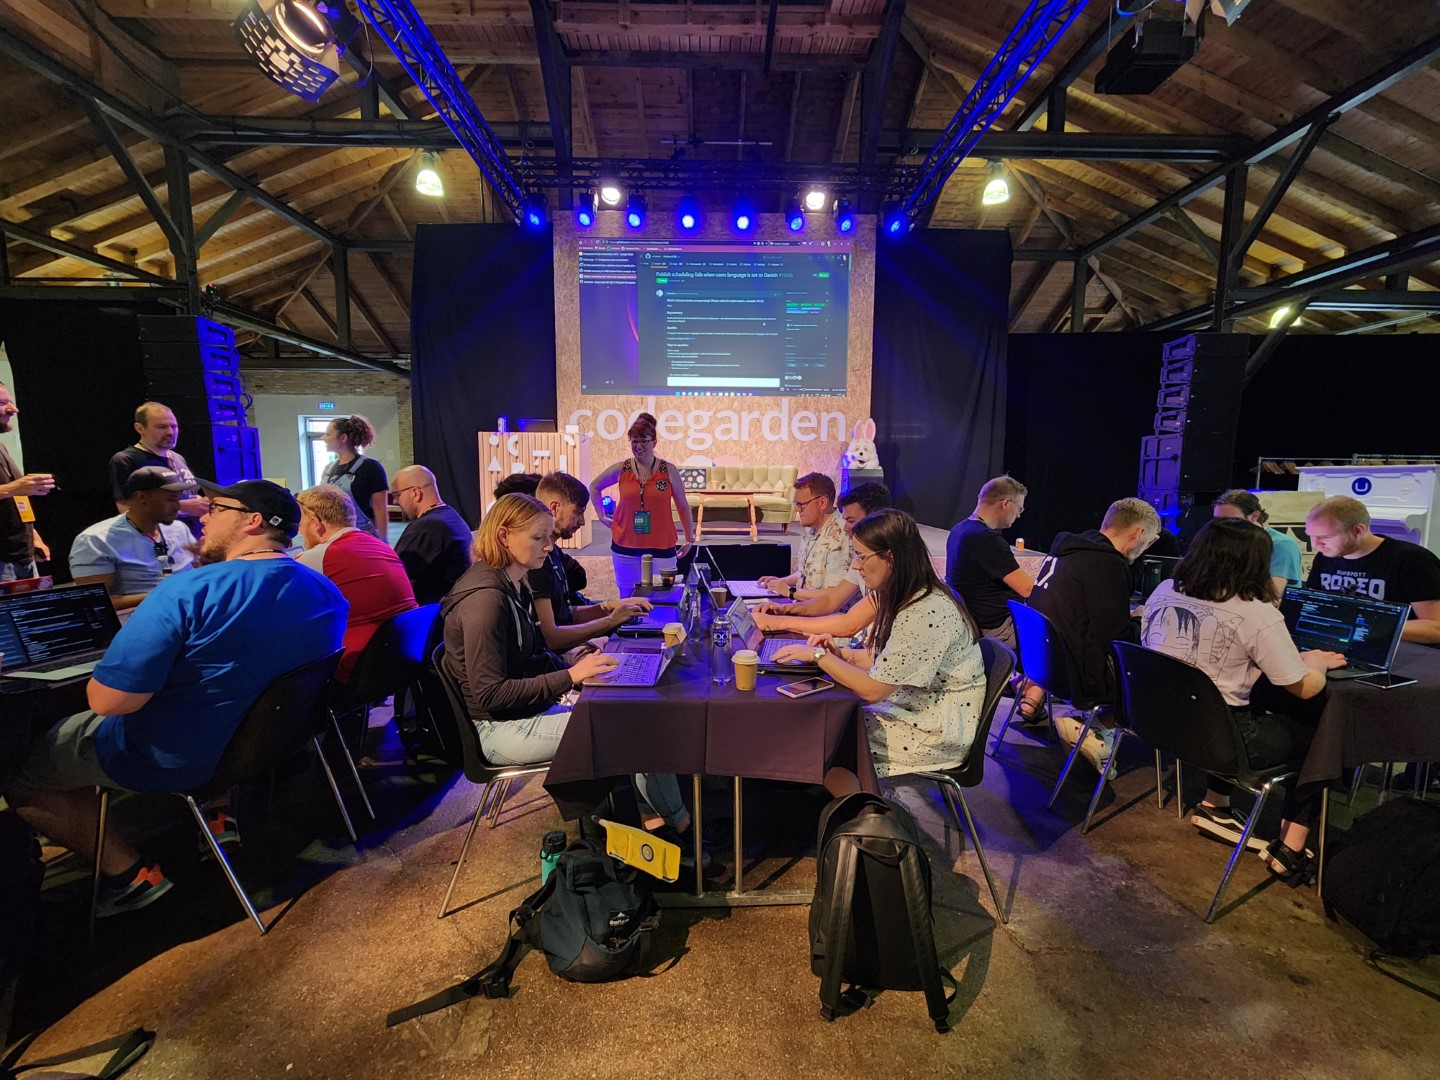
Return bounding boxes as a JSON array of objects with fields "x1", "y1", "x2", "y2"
[{"x1": 692, "y1": 490, "x2": 759, "y2": 541}]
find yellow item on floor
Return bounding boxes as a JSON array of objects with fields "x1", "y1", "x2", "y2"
[{"x1": 599, "y1": 819, "x2": 680, "y2": 882}]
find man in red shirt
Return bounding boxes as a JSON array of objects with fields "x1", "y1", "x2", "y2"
[{"x1": 297, "y1": 484, "x2": 416, "y2": 682}]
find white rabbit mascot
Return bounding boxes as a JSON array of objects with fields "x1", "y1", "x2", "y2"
[{"x1": 842, "y1": 419, "x2": 879, "y2": 471}]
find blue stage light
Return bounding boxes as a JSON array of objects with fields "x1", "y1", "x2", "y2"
[
  {"x1": 521, "y1": 192, "x2": 547, "y2": 230},
  {"x1": 626, "y1": 192, "x2": 647, "y2": 229},
  {"x1": 677, "y1": 194, "x2": 700, "y2": 232},
  {"x1": 786, "y1": 199, "x2": 805, "y2": 232},
  {"x1": 834, "y1": 199, "x2": 855, "y2": 234},
  {"x1": 881, "y1": 204, "x2": 909, "y2": 237},
  {"x1": 576, "y1": 188, "x2": 597, "y2": 228},
  {"x1": 732, "y1": 199, "x2": 755, "y2": 232}
]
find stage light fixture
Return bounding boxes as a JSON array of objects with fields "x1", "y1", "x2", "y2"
[
  {"x1": 1268, "y1": 305, "x2": 1293, "y2": 329},
  {"x1": 786, "y1": 200, "x2": 805, "y2": 232},
  {"x1": 833, "y1": 199, "x2": 856, "y2": 235},
  {"x1": 732, "y1": 201, "x2": 755, "y2": 232},
  {"x1": 414, "y1": 151, "x2": 444, "y2": 198},
  {"x1": 803, "y1": 187, "x2": 828, "y2": 213},
  {"x1": 677, "y1": 194, "x2": 701, "y2": 232},
  {"x1": 234, "y1": 0, "x2": 356, "y2": 103},
  {"x1": 599, "y1": 183, "x2": 623, "y2": 206},
  {"x1": 522, "y1": 192, "x2": 548, "y2": 230},
  {"x1": 881, "y1": 204, "x2": 909, "y2": 237},
  {"x1": 981, "y1": 162, "x2": 1010, "y2": 206},
  {"x1": 575, "y1": 189, "x2": 597, "y2": 228},
  {"x1": 626, "y1": 192, "x2": 647, "y2": 229}
]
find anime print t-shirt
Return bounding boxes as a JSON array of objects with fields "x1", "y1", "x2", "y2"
[{"x1": 1141, "y1": 580, "x2": 1309, "y2": 707}]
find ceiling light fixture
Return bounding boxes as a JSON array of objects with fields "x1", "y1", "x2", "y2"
[
  {"x1": 803, "y1": 187, "x2": 828, "y2": 213},
  {"x1": 414, "y1": 151, "x2": 444, "y2": 197},
  {"x1": 234, "y1": 0, "x2": 356, "y2": 102},
  {"x1": 981, "y1": 162, "x2": 1010, "y2": 206}
]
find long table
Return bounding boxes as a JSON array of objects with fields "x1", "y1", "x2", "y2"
[
  {"x1": 543, "y1": 637, "x2": 878, "y2": 905},
  {"x1": 0, "y1": 677, "x2": 90, "y2": 786}
]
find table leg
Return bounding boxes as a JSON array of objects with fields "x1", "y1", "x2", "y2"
[
  {"x1": 695, "y1": 500, "x2": 706, "y2": 543},
  {"x1": 692, "y1": 774, "x2": 704, "y2": 897},
  {"x1": 748, "y1": 498, "x2": 757, "y2": 541},
  {"x1": 730, "y1": 777, "x2": 745, "y2": 896}
]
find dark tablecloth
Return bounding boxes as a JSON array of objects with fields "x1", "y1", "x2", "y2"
[
  {"x1": 1299, "y1": 643, "x2": 1440, "y2": 785},
  {"x1": 0, "y1": 677, "x2": 90, "y2": 786},
  {"x1": 543, "y1": 646, "x2": 878, "y2": 820}
]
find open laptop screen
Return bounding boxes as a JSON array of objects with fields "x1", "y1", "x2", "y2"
[
  {"x1": 1280, "y1": 586, "x2": 1410, "y2": 672},
  {"x1": 0, "y1": 583, "x2": 120, "y2": 667}
]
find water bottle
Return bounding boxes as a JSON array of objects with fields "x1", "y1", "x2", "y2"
[
  {"x1": 641, "y1": 553, "x2": 653, "y2": 585},
  {"x1": 540, "y1": 829, "x2": 566, "y2": 884},
  {"x1": 711, "y1": 618, "x2": 732, "y2": 685}
]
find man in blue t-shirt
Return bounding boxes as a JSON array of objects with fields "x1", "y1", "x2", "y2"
[{"x1": 5, "y1": 479, "x2": 348, "y2": 918}]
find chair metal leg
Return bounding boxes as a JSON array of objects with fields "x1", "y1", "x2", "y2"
[
  {"x1": 89, "y1": 788, "x2": 109, "y2": 942},
  {"x1": 1316, "y1": 786, "x2": 1329, "y2": 900},
  {"x1": 1155, "y1": 750, "x2": 1164, "y2": 811},
  {"x1": 1175, "y1": 760, "x2": 1185, "y2": 819},
  {"x1": 312, "y1": 736, "x2": 357, "y2": 843},
  {"x1": 185, "y1": 795, "x2": 268, "y2": 934},
  {"x1": 487, "y1": 777, "x2": 514, "y2": 828},
  {"x1": 1349, "y1": 763, "x2": 1367, "y2": 802},
  {"x1": 990, "y1": 693, "x2": 1022, "y2": 755},
  {"x1": 946, "y1": 783, "x2": 1007, "y2": 925},
  {"x1": 328, "y1": 712, "x2": 376, "y2": 820},
  {"x1": 1047, "y1": 708, "x2": 1099, "y2": 811},
  {"x1": 1204, "y1": 780, "x2": 1273, "y2": 923},
  {"x1": 1081, "y1": 729, "x2": 1125, "y2": 834},
  {"x1": 438, "y1": 794, "x2": 488, "y2": 919}
]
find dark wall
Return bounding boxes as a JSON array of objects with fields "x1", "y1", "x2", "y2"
[
  {"x1": 0, "y1": 299, "x2": 167, "y2": 581},
  {"x1": 411, "y1": 223, "x2": 558, "y2": 526}
]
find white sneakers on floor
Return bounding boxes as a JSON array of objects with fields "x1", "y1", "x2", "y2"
[{"x1": 1055, "y1": 714, "x2": 1118, "y2": 781}]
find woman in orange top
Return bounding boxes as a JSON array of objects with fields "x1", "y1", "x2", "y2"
[{"x1": 589, "y1": 412, "x2": 696, "y2": 597}]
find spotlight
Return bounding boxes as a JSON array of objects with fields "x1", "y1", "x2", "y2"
[
  {"x1": 803, "y1": 187, "x2": 828, "y2": 212},
  {"x1": 234, "y1": 0, "x2": 356, "y2": 102},
  {"x1": 414, "y1": 151, "x2": 444, "y2": 198},
  {"x1": 522, "y1": 192, "x2": 548, "y2": 230},
  {"x1": 1268, "y1": 305, "x2": 1293, "y2": 329},
  {"x1": 599, "y1": 183, "x2": 623, "y2": 207},
  {"x1": 575, "y1": 189, "x2": 597, "y2": 228},
  {"x1": 881, "y1": 204, "x2": 909, "y2": 237},
  {"x1": 833, "y1": 199, "x2": 855, "y2": 235},
  {"x1": 786, "y1": 199, "x2": 805, "y2": 232},
  {"x1": 626, "y1": 192, "x2": 647, "y2": 230},
  {"x1": 677, "y1": 194, "x2": 700, "y2": 232},
  {"x1": 732, "y1": 200, "x2": 755, "y2": 232},
  {"x1": 981, "y1": 162, "x2": 1010, "y2": 206}
]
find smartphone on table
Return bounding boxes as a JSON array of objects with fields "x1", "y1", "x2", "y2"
[{"x1": 777, "y1": 677, "x2": 835, "y2": 699}]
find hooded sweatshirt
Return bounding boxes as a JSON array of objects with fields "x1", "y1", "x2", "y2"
[
  {"x1": 440, "y1": 561, "x2": 573, "y2": 724},
  {"x1": 1026, "y1": 530, "x2": 1140, "y2": 704}
]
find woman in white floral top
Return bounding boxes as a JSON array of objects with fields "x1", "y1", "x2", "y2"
[{"x1": 774, "y1": 508, "x2": 986, "y2": 795}]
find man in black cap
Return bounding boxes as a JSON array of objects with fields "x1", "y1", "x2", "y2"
[
  {"x1": 4, "y1": 478, "x2": 347, "y2": 918},
  {"x1": 69, "y1": 466, "x2": 198, "y2": 609}
]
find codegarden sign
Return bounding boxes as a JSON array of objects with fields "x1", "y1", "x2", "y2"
[{"x1": 566, "y1": 397, "x2": 849, "y2": 452}]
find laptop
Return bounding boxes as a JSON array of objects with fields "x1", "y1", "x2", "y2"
[
  {"x1": 1280, "y1": 586, "x2": 1411, "y2": 681},
  {"x1": 725, "y1": 599, "x2": 820, "y2": 673},
  {"x1": 584, "y1": 638, "x2": 676, "y2": 688},
  {"x1": 723, "y1": 579, "x2": 776, "y2": 600},
  {"x1": 614, "y1": 602, "x2": 682, "y2": 637},
  {"x1": 0, "y1": 583, "x2": 122, "y2": 682}
]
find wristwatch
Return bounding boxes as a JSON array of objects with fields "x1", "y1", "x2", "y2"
[
  {"x1": 811, "y1": 645, "x2": 827, "y2": 663},
  {"x1": 789, "y1": 585, "x2": 797, "y2": 599}
]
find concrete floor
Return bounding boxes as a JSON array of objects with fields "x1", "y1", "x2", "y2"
[{"x1": 13, "y1": 695, "x2": 1440, "y2": 1080}]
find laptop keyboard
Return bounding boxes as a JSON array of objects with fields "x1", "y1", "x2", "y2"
[
  {"x1": 24, "y1": 649, "x2": 106, "y2": 673},
  {"x1": 759, "y1": 638, "x2": 806, "y2": 664},
  {"x1": 594, "y1": 654, "x2": 662, "y2": 685}
]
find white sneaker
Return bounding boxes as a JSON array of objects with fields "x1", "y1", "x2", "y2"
[
  {"x1": 1053, "y1": 714, "x2": 1083, "y2": 747},
  {"x1": 1080, "y1": 726, "x2": 1118, "y2": 781}
]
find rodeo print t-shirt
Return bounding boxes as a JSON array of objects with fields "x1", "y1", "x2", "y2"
[
  {"x1": 1141, "y1": 580, "x2": 1309, "y2": 707},
  {"x1": 1306, "y1": 537, "x2": 1440, "y2": 615}
]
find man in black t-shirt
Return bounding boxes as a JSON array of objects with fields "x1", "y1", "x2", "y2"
[
  {"x1": 109, "y1": 403, "x2": 208, "y2": 531},
  {"x1": 945, "y1": 475, "x2": 1034, "y2": 648},
  {"x1": 390, "y1": 465, "x2": 473, "y2": 605},
  {"x1": 528, "y1": 471, "x2": 649, "y2": 654},
  {"x1": 1305, "y1": 495, "x2": 1440, "y2": 644},
  {"x1": 0, "y1": 382, "x2": 55, "y2": 579}
]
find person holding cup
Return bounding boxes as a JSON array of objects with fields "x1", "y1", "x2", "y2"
[{"x1": 772, "y1": 509, "x2": 986, "y2": 796}]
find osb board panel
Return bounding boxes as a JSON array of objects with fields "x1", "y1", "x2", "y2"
[{"x1": 554, "y1": 214, "x2": 875, "y2": 487}]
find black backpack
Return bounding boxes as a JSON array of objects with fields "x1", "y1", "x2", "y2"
[
  {"x1": 387, "y1": 840, "x2": 660, "y2": 1026},
  {"x1": 809, "y1": 793, "x2": 956, "y2": 1033},
  {"x1": 1322, "y1": 796, "x2": 1440, "y2": 959}
]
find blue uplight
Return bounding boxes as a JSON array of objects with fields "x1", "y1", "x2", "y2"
[{"x1": 626, "y1": 192, "x2": 647, "y2": 230}]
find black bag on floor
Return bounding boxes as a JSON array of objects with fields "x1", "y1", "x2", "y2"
[
  {"x1": 1322, "y1": 796, "x2": 1440, "y2": 958},
  {"x1": 0, "y1": 812, "x2": 43, "y2": 1050},
  {"x1": 387, "y1": 840, "x2": 660, "y2": 1025},
  {"x1": 809, "y1": 793, "x2": 956, "y2": 1033}
]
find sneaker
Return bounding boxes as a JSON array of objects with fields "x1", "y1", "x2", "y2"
[
  {"x1": 1191, "y1": 803, "x2": 1268, "y2": 852},
  {"x1": 96, "y1": 862, "x2": 173, "y2": 918},
  {"x1": 1259, "y1": 839, "x2": 1314, "y2": 887},
  {"x1": 1053, "y1": 714, "x2": 1084, "y2": 748},
  {"x1": 1080, "y1": 726, "x2": 1118, "y2": 782},
  {"x1": 198, "y1": 810, "x2": 240, "y2": 856}
]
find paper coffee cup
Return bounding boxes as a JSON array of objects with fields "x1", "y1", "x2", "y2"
[
  {"x1": 663, "y1": 622, "x2": 685, "y2": 648},
  {"x1": 732, "y1": 649, "x2": 759, "y2": 691}
]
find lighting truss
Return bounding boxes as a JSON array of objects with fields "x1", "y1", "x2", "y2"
[
  {"x1": 516, "y1": 156, "x2": 915, "y2": 198},
  {"x1": 352, "y1": 0, "x2": 526, "y2": 218},
  {"x1": 901, "y1": 0, "x2": 1091, "y2": 216}
]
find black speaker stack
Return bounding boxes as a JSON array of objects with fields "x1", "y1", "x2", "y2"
[
  {"x1": 1138, "y1": 333, "x2": 1248, "y2": 539},
  {"x1": 137, "y1": 315, "x2": 261, "y2": 485}
]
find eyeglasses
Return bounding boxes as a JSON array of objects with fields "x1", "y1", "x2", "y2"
[
  {"x1": 388, "y1": 486, "x2": 422, "y2": 503},
  {"x1": 205, "y1": 501, "x2": 254, "y2": 518},
  {"x1": 794, "y1": 495, "x2": 825, "y2": 511},
  {"x1": 852, "y1": 550, "x2": 884, "y2": 567},
  {"x1": 630, "y1": 438, "x2": 655, "y2": 447}
]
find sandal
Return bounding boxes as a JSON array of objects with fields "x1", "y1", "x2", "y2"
[{"x1": 1016, "y1": 698, "x2": 1049, "y2": 725}]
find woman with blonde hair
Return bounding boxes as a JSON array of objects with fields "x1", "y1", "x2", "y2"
[
  {"x1": 589, "y1": 412, "x2": 695, "y2": 596},
  {"x1": 441, "y1": 493, "x2": 696, "y2": 835}
]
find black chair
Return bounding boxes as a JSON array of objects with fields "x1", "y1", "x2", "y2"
[
  {"x1": 328, "y1": 603, "x2": 442, "y2": 817},
  {"x1": 429, "y1": 643, "x2": 554, "y2": 919},
  {"x1": 1111, "y1": 641, "x2": 1308, "y2": 923},
  {"x1": 913, "y1": 638, "x2": 1016, "y2": 924},
  {"x1": 91, "y1": 650, "x2": 350, "y2": 936}
]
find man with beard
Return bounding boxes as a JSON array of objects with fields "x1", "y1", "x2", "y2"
[
  {"x1": 109, "y1": 402, "x2": 208, "y2": 528},
  {"x1": 69, "y1": 466, "x2": 198, "y2": 609},
  {"x1": 2, "y1": 479, "x2": 346, "y2": 918},
  {"x1": 0, "y1": 381, "x2": 55, "y2": 580}
]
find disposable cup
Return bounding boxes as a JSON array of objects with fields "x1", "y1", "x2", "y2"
[
  {"x1": 663, "y1": 622, "x2": 685, "y2": 648},
  {"x1": 709, "y1": 584, "x2": 729, "y2": 610},
  {"x1": 732, "y1": 649, "x2": 759, "y2": 691}
]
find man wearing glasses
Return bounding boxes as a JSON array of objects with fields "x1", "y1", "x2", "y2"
[
  {"x1": 389, "y1": 464, "x2": 473, "y2": 605},
  {"x1": 757, "y1": 473, "x2": 851, "y2": 598},
  {"x1": 6, "y1": 479, "x2": 346, "y2": 917},
  {"x1": 69, "y1": 466, "x2": 197, "y2": 610},
  {"x1": 945, "y1": 474, "x2": 1033, "y2": 650}
]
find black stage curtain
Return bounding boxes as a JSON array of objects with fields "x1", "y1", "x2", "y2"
[
  {"x1": 410, "y1": 224, "x2": 558, "y2": 527},
  {"x1": 1005, "y1": 332, "x2": 1168, "y2": 554},
  {"x1": 871, "y1": 230, "x2": 1010, "y2": 529},
  {"x1": 0, "y1": 298, "x2": 167, "y2": 582}
]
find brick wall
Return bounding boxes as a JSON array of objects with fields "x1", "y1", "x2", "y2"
[{"x1": 241, "y1": 367, "x2": 413, "y2": 461}]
